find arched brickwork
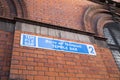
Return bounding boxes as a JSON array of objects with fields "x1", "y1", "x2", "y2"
[
  {"x1": 96, "y1": 15, "x2": 114, "y2": 37},
  {"x1": 0, "y1": 0, "x2": 27, "y2": 18},
  {"x1": 83, "y1": 5, "x2": 114, "y2": 37},
  {"x1": 0, "y1": 0, "x2": 27, "y2": 80}
]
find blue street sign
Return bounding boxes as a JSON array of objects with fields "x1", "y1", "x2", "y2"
[
  {"x1": 20, "y1": 34, "x2": 96, "y2": 55},
  {"x1": 21, "y1": 34, "x2": 37, "y2": 47}
]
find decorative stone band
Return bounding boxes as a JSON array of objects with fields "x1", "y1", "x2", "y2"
[
  {"x1": 0, "y1": 17, "x2": 107, "y2": 47},
  {"x1": 14, "y1": 17, "x2": 107, "y2": 48},
  {"x1": 16, "y1": 22, "x2": 91, "y2": 43},
  {"x1": 0, "y1": 21, "x2": 15, "y2": 32}
]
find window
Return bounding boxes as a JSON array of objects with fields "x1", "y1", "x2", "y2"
[{"x1": 103, "y1": 22, "x2": 120, "y2": 69}]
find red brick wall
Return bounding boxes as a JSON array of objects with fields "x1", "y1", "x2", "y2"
[
  {"x1": 9, "y1": 30, "x2": 120, "y2": 80},
  {"x1": 0, "y1": 0, "x2": 119, "y2": 80},
  {"x1": 24, "y1": 0, "x2": 98, "y2": 31},
  {"x1": 0, "y1": 30, "x2": 14, "y2": 80}
]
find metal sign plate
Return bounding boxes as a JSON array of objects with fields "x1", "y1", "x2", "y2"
[{"x1": 20, "y1": 34, "x2": 96, "y2": 55}]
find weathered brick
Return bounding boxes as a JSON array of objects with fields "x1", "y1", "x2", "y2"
[
  {"x1": 34, "y1": 76, "x2": 48, "y2": 80},
  {"x1": 10, "y1": 69, "x2": 19, "y2": 74},
  {"x1": 58, "y1": 72, "x2": 66, "y2": 77},
  {"x1": 27, "y1": 66, "x2": 34, "y2": 70},
  {"x1": 49, "y1": 67, "x2": 55, "y2": 72},
  {"x1": 35, "y1": 67, "x2": 48, "y2": 71},
  {"x1": 38, "y1": 71, "x2": 44, "y2": 76},
  {"x1": 11, "y1": 60, "x2": 19, "y2": 65},
  {"x1": 45, "y1": 72, "x2": 58, "y2": 76},
  {"x1": 26, "y1": 75, "x2": 34, "y2": 80},
  {"x1": 66, "y1": 61, "x2": 76, "y2": 65},
  {"x1": 49, "y1": 76, "x2": 56, "y2": 80},
  {"x1": 56, "y1": 77, "x2": 68, "y2": 80},
  {"x1": 27, "y1": 57, "x2": 34, "y2": 61},
  {"x1": 69, "y1": 77, "x2": 79, "y2": 80}
]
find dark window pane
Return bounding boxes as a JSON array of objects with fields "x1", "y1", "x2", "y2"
[
  {"x1": 103, "y1": 22, "x2": 120, "y2": 69},
  {"x1": 110, "y1": 27, "x2": 120, "y2": 45},
  {"x1": 103, "y1": 27, "x2": 116, "y2": 45},
  {"x1": 111, "y1": 50, "x2": 120, "y2": 69}
]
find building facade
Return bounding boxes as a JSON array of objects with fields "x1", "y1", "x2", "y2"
[{"x1": 0, "y1": 0, "x2": 120, "y2": 80}]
